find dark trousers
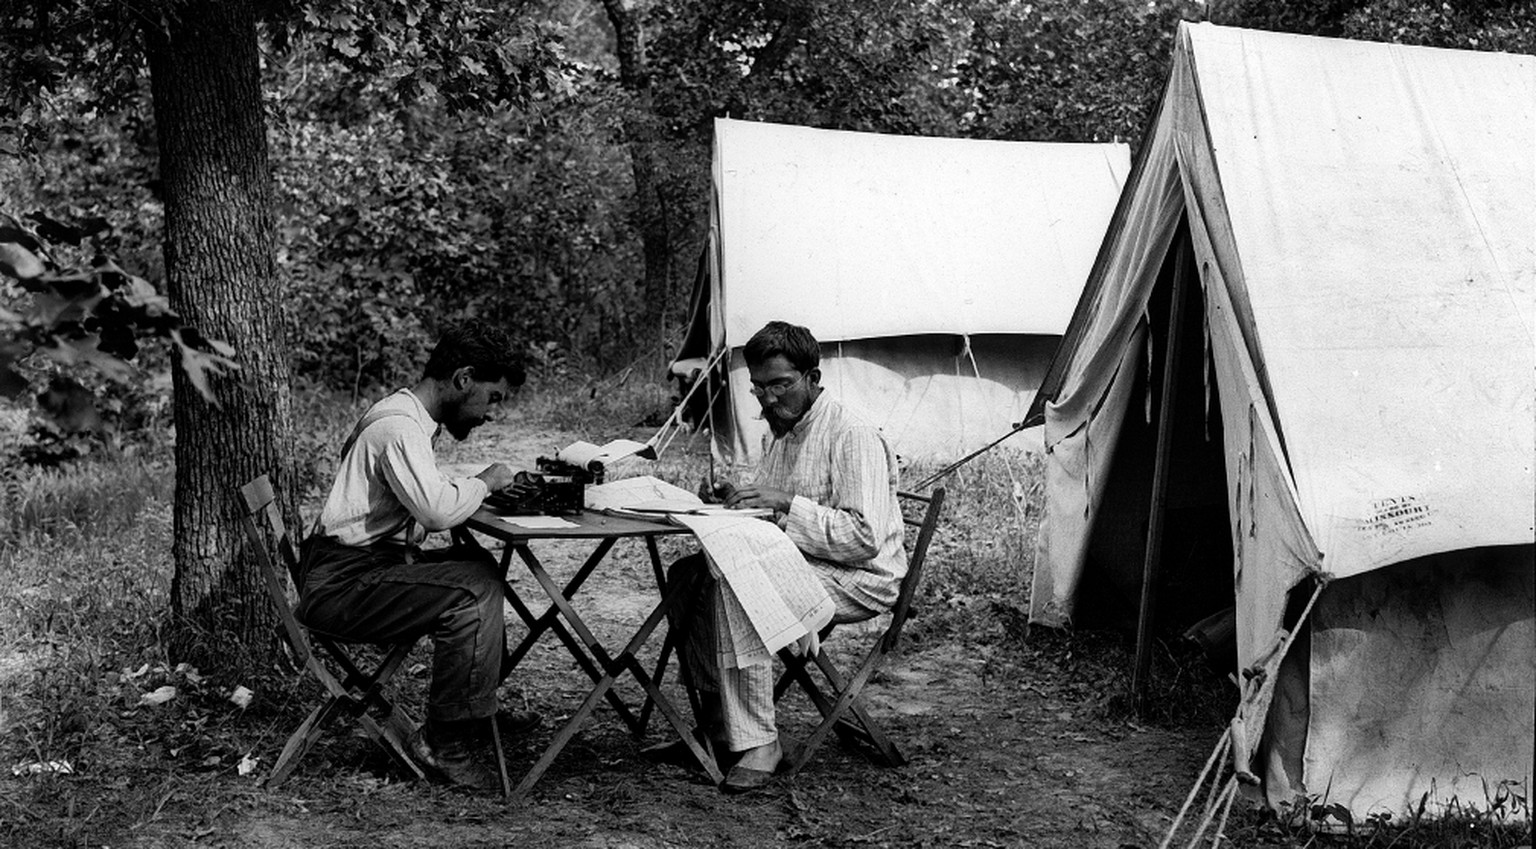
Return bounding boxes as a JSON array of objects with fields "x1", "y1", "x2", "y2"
[{"x1": 296, "y1": 535, "x2": 506, "y2": 724}]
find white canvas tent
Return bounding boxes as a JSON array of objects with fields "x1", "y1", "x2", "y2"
[
  {"x1": 1025, "y1": 22, "x2": 1534, "y2": 819},
  {"x1": 669, "y1": 118, "x2": 1128, "y2": 472}
]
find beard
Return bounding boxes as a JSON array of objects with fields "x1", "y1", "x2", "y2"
[
  {"x1": 761, "y1": 407, "x2": 791, "y2": 436},
  {"x1": 440, "y1": 397, "x2": 482, "y2": 441},
  {"x1": 759, "y1": 397, "x2": 809, "y2": 436}
]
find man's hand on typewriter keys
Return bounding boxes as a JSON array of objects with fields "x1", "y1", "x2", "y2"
[
  {"x1": 475, "y1": 463, "x2": 518, "y2": 492},
  {"x1": 505, "y1": 471, "x2": 543, "y2": 499}
]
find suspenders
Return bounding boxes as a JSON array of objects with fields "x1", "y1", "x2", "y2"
[{"x1": 312, "y1": 405, "x2": 422, "y2": 553}]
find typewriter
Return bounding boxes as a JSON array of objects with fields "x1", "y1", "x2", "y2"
[{"x1": 482, "y1": 457, "x2": 599, "y2": 516}]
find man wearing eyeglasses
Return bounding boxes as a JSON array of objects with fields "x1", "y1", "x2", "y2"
[{"x1": 661, "y1": 320, "x2": 906, "y2": 793}]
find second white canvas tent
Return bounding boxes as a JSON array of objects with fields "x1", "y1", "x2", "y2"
[
  {"x1": 1025, "y1": 22, "x2": 1534, "y2": 819},
  {"x1": 670, "y1": 118, "x2": 1129, "y2": 471}
]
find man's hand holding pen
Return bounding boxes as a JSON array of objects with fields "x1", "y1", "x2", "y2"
[
  {"x1": 700, "y1": 478, "x2": 788, "y2": 516},
  {"x1": 699, "y1": 478, "x2": 733, "y2": 504},
  {"x1": 723, "y1": 483, "x2": 792, "y2": 515}
]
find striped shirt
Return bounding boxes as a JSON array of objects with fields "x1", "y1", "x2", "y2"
[
  {"x1": 753, "y1": 394, "x2": 907, "y2": 610},
  {"x1": 314, "y1": 389, "x2": 489, "y2": 546}
]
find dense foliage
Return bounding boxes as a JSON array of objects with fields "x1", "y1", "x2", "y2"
[
  {"x1": 0, "y1": 208, "x2": 235, "y2": 462},
  {"x1": 5, "y1": 0, "x2": 1534, "y2": 441},
  {"x1": 269, "y1": 55, "x2": 640, "y2": 391}
]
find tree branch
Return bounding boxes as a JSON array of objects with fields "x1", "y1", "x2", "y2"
[
  {"x1": 601, "y1": 0, "x2": 646, "y2": 88},
  {"x1": 746, "y1": 2, "x2": 813, "y2": 82}
]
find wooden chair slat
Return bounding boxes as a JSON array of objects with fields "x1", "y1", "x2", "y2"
[
  {"x1": 775, "y1": 486, "x2": 945, "y2": 775},
  {"x1": 234, "y1": 474, "x2": 426, "y2": 787}
]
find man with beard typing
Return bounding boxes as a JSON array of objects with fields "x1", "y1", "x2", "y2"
[{"x1": 296, "y1": 320, "x2": 538, "y2": 791}]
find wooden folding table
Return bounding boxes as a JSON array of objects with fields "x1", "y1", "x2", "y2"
[{"x1": 463, "y1": 508, "x2": 722, "y2": 796}]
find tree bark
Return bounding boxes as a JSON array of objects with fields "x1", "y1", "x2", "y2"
[{"x1": 143, "y1": 0, "x2": 295, "y2": 671}]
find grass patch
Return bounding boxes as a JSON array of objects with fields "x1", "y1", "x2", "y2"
[
  {"x1": 900, "y1": 449, "x2": 1040, "y2": 647},
  {"x1": 1, "y1": 454, "x2": 183, "y2": 846},
  {"x1": 3, "y1": 457, "x2": 173, "y2": 545}
]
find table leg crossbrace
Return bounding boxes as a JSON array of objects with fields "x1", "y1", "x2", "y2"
[
  {"x1": 499, "y1": 535, "x2": 724, "y2": 798},
  {"x1": 501, "y1": 541, "x2": 645, "y2": 735}
]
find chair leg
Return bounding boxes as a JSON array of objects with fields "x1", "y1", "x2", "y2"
[
  {"x1": 378, "y1": 707, "x2": 420, "y2": 761},
  {"x1": 355, "y1": 712, "x2": 427, "y2": 781},
  {"x1": 489, "y1": 714, "x2": 512, "y2": 799},
  {"x1": 778, "y1": 648, "x2": 906, "y2": 776},
  {"x1": 839, "y1": 700, "x2": 904, "y2": 766},
  {"x1": 266, "y1": 696, "x2": 348, "y2": 788},
  {"x1": 809, "y1": 650, "x2": 904, "y2": 764},
  {"x1": 308, "y1": 642, "x2": 425, "y2": 782},
  {"x1": 638, "y1": 628, "x2": 677, "y2": 734},
  {"x1": 777, "y1": 655, "x2": 836, "y2": 715}
]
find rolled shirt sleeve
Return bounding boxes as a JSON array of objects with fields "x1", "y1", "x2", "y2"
[{"x1": 379, "y1": 435, "x2": 490, "y2": 532}]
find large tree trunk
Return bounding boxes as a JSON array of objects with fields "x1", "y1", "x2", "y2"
[{"x1": 143, "y1": 0, "x2": 295, "y2": 671}]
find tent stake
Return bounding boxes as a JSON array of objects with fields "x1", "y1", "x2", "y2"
[{"x1": 1132, "y1": 230, "x2": 1193, "y2": 714}]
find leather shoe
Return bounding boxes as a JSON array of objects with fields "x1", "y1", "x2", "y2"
[
  {"x1": 720, "y1": 763, "x2": 775, "y2": 794},
  {"x1": 720, "y1": 740, "x2": 785, "y2": 794},
  {"x1": 408, "y1": 728, "x2": 499, "y2": 792}
]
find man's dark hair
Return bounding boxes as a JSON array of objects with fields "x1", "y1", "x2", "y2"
[
  {"x1": 422, "y1": 320, "x2": 527, "y2": 386},
  {"x1": 743, "y1": 321, "x2": 820, "y2": 373}
]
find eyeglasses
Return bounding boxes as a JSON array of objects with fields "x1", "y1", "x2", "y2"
[{"x1": 748, "y1": 372, "x2": 807, "y2": 398}]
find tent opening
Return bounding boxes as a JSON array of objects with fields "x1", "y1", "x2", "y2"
[{"x1": 1073, "y1": 218, "x2": 1234, "y2": 660}]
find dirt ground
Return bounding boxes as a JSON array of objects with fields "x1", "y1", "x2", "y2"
[{"x1": 110, "y1": 421, "x2": 1230, "y2": 849}]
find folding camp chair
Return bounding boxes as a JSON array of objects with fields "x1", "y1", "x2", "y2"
[
  {"x1": 773, "y1": 487, "x2": 946, "y2": 775},
  {"x1": 237, "y1": 474, "x2": 509, "y2": 795}
]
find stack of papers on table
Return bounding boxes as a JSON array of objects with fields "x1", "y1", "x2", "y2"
[{"x1": 585, "y1": 476, "x2": 773, "y2": 521}]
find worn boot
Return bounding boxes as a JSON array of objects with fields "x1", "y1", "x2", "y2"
[{"x1": 409, "y1": 720, "x2": 499, "y2": 792}]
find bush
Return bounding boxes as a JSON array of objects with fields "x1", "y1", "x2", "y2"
[{"x1": 271, "y1": 54, "x2": 654, "y2": 393}]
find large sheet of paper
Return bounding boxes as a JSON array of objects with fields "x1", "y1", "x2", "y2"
[
  {"x1": 674, "y1": 514, "x2": 834, "y2": 668},
  {"x1": 584, "y1": 476, "x2": 700, "y2": 512}
]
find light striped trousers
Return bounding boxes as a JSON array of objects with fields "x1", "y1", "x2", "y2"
[{"x1": 670, "y1": 552, "x2": 882, "y2": 751}]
